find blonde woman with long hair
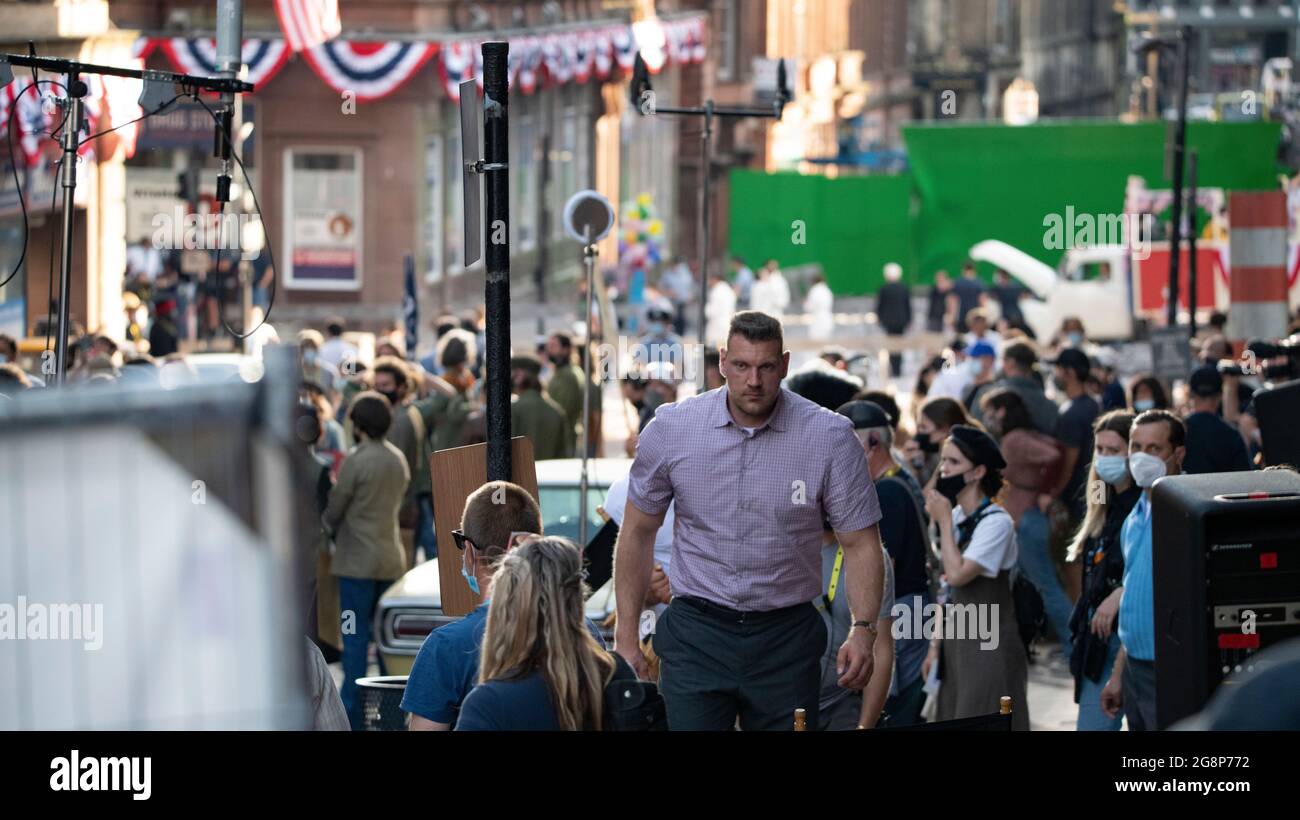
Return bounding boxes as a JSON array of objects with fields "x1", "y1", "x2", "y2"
[
  {"x1": 456, "y1": 537, "x2": 616, "y2": 731},
  {"x1": 1065, "y1": 410, "x2": 1139, "y2": 731}
]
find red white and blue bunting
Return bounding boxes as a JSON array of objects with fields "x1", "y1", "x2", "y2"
[
  {"x1": 131, "y1": 16, "x2": 706, "y2": 104},
  {"x1": 1, "y1": 73, "x2": 144, "y2": 166},
  {"x1": 157, "y1": 37, "x2": 293, "y2": 91},
  {"x1": 300, "y1": 40, "x2": 439, "y2": 101}
]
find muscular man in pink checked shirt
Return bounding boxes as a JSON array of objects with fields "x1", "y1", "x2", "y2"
[{"x1": 614, "y1": 310, "x2": 886, "y2": 731}]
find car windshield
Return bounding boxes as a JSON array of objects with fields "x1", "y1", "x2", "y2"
[{"x1": 538, "y1": 485, "x2": 608, "y2": 545}]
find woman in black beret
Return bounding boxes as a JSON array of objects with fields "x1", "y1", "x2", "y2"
[{"x1": 921, "y1": 425, "x2": 1030, "y2": 730}]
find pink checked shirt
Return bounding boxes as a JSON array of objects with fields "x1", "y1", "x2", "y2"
[{"x1": 628, "y1": 387, "x2": 881, "y2": 611}]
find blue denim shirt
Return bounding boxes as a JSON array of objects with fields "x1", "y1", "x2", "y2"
[{"x1": 1117, "y1": 494, "x2": 1155, "y2": 661}]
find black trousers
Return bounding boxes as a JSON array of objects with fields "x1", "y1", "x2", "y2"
[{"x1": 653, "y1": 596, "x2": 826, "y2": 731}]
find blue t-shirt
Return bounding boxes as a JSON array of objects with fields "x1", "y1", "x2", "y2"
[
  {"x1": 400, "y1": 603, "x2": 490, "y2": 725},
  {"x1": 401, "y1": 603, "x2": 606, "y2": 727},
  {"x1": 455, "y1": 671, "x2": 562, "y2": 731}
]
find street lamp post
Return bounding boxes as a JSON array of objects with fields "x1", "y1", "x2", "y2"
[
  {"x1": 628, "y1": 53, "x2": 790, "y2": 391},
  {"x1": 1136, "y1": 27, "x2": 1192, "y2": 329}
]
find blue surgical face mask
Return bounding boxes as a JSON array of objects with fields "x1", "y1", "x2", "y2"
[
  {"x1": 1134, "y1": 398, "x2": 1155, "y2": 412},
  {"x1": 647, "y1": 321, "x2": 667, "y2": 336},
  {"x1": 1067, "y1": 332, "x2": 1084, "y2": 347},
  {"x1": 461, "y1": 551, "x2": 481, "y2": 597},
  {"x1": 1094, "y1": 454, "x2": 1129, "y2": 486},
  {"x1": 303, "y1": 350, "x2": 318, "y2": 366}
]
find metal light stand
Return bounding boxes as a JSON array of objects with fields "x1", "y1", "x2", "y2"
[
  {"x1": 579, "y1": 225, "x2": 597, "y2": 549},
  {"x1": 2, "y1": 52, "x2": 253, "y2": 382},
  {"x1": 629, "y1": 53, "x2": 789, "y2": 392}
]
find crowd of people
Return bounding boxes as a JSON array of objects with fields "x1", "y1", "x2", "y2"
[{"x1": 8, "y1": 244, "x2": 1298, "y2": 733}]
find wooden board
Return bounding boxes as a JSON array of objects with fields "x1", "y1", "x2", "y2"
[{"x1": 430, "y1": 437, "x2": 538, "y2": 617}]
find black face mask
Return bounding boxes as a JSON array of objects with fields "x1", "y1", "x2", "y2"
[
  {"x1": 916, "y1": 431, "x2": 939, "y2": 454},
  {"x1": 379, "y1": 390, "x2": 402, "y2": 407},
  {"x1": 935, "y1": 471, "x2": 970, "y2": 505}
]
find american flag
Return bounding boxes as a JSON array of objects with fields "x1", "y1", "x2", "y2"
[{"x1": 274, "y1": 0, "x2": 342, "y2": 53}]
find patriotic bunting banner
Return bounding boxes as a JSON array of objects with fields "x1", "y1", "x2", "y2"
[
  {"x1": 438, "y1": 40, "x2": 480, "y2": 103},
  {"x1": 513, "y1": 36, "x2": 545, "y2": 95},
  {"x1": 125, "y1": 16, "x2": 706, "y2": 106},
  {"x1": 1, "y1": 72, "x2": 145, "y2": 167},
  {"x1": 611, "y1": 26, "x2": 638, "y2": 71},
  {"x1": 156, "y1": 38, "x2": 292, "y2": 91},
  {"x1": 300, "y1": 40, "x2": 439, "y2": 102}
]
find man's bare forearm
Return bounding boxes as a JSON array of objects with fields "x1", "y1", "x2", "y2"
[{"x1": 838, "y1": 526, "x2": 884, "y2": 628}]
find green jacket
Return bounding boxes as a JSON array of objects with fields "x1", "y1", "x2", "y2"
[
  {"x1": 511, "y1": 388, "x2": 572, "y2": 461},
  {"x1": 387, "y1": 392, "x2": 476, "y2": 499},
  {"x1": 546, "y1": 363, "x2": 585, "y2": 450},
  {"x1": 428, "y1": 390, "x2": 474, "y2": 453},
  {"x1": 322, "y1": 438, "x2": 410, "y2": 580}
]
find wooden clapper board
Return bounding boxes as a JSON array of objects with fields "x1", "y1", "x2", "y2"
[{"x1": 431, "y1": 437, "x2": 538, "y2": 617}]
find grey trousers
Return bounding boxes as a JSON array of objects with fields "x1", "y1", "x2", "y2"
[
  {"x1": 1122, "y1": 656, "x2": 1158, "y2": 731},
  {"x1": 653, "y1": 596, "x2": 827, "y2": 731}
]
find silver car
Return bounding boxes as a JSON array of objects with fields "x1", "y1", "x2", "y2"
[{"x1": 376, "y1": 457, "x2": 630, "y2": 675}]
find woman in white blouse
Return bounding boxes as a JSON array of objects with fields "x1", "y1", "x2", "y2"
[{"x1": 922, "y1": 424, "x2": 1030, "y2": 730}]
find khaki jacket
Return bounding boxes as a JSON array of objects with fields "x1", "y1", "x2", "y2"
[{"x1": 322, "y1": 438, "x2": 411, "y2": 580}]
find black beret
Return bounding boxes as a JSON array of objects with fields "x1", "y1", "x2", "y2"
[
  {"x1": 949, "y1": 424, "x2": 1007, "y2": 470},
  {"x1": 837, "y1": 400, "x2": 891, "y2": 430},
  {"x1": 785, "y1": 367, "x2": 862, "y2": 412}
]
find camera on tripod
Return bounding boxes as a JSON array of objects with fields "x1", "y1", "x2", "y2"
[{"x1": 1216, "y1": 335, "x2": 1300, "y2": 382}]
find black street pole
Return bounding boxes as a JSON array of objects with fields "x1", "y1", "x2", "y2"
[
  {"x1": 535, "y1": 129, "x2": 550, "y2": 337},
  {"x1": 1187, "y1": 150, "x2": 1199, "y2": 341},
  {"x1": 483, "y1": 41, "x2": 511, "y2": 482},
  {"x1": 1166, "y1": 28, "x2": 1190, "y2": 328},
  {"x1": 696, "y1": 101, "x2": 713, "y2": 391}
]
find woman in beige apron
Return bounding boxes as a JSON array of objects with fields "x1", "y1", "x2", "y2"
[{"x1": 923, "y1": 425, "x2": 1030, "y2": 730}]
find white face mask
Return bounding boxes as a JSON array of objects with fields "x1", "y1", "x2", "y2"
[{"x1": 1128, "y1": 451, "x2": 1168, "y2": 488}]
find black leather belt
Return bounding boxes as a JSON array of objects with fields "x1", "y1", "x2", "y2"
[{"x1": 674, "y1": 595, "x2": 810, "y2": 624}]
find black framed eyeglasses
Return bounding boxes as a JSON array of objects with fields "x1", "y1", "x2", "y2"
[{"x1": 451, "y1": 529, "x2": 473, "y2": 551}]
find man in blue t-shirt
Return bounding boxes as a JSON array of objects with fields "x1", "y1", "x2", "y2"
[
  {"x1": 402, "y1": 481, "x2": 543, "y2": 731},
  {"x1": 402, "y1": 480, "x2": 605, "y2": 730}
]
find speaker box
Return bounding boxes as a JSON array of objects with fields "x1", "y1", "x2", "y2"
[
  {"x1": 1252, "y1": 378, "x2": 1300, "y2": 468},
  {"x1": 1151, "y1": 469, "x2": 1300, "y2": 728}
]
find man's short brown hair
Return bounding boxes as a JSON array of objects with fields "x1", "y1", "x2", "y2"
[
  {"x1": 461, "y1": 481, "x2": 543, "y2": 564},
  {"x1": 1133, "y1": 409, "x2": 1186, "y2": 449},
  {"x1": 727, "y1": 310, "x2": 784, "y2": 349}
]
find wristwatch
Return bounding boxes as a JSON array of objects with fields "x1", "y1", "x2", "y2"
[{"x1": 852, "y1": 620, "x2": 878, "y2": 635}]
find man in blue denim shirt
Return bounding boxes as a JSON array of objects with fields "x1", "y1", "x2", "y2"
[{"x1": 1100, "y1": 410, "x2": 1185, "y2": 731}]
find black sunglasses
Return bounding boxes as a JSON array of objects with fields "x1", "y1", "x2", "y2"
[{"x1": 451, "y1": 529, "x2": 473, "y2": 551}]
